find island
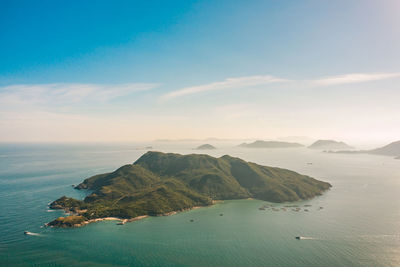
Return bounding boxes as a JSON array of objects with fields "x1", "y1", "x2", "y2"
[
  {"x1": 368, "y1": 140, "x2": 400, "y2": 156},
  {"x1": 333, "y1": 140, "x2": 400, "y2": 158},
  {"x1": 48, "y1": 151, "x2": 331, "y2": 227},
  {"x1": 308, "y1": 140, "x2": 353, "y2": 150},
  {"x1": 195, "y1": 144, "x2": 216, "y2": 150},
  {"x1": 238, "y1": 140, "x2": 304, "y2": 148}
]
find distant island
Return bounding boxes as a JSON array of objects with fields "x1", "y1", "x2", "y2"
[
  {"x1": 238, "y1": 140, "x2": 304, "y2": 148},
  {"x1": 195, "y1": 144, "x2": 216, "y2": 150},
  {"x1": 155, "y1": 138, "x2": 238, "y2": 142},
  {"x1": 277, "y1": 136, "x2": 315, "y2": 145},
  {"x1": 368, "y1": 140, "x2": 400, "y2": 156},
  {"x1": 308, "y1": 140, "x2": 353, "y2": 150},
  {"x1": 48, "y1": 151, "x2": 331, "y2": 227},
  {"x1": 333, "y1": 140, "x2": 400, "y2": 159}
]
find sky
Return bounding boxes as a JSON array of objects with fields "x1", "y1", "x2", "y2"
[{"x1": 0, "y1": 0, "x2": 399, "y2": 144}]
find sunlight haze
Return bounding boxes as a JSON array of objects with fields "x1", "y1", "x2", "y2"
[{"x1": 1, "y1": 0, "x2": 399, "y2": 145}]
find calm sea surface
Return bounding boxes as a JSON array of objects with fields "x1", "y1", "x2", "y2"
[{"x1": 0, "y1": 143, "x2": 399, "y2": 266}]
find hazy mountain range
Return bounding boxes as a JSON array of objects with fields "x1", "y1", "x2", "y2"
[{"x1": 238, "y1": 140, "x2": 304, "y2": 148}]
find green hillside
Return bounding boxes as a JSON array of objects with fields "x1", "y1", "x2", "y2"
[{"x1": 49, "y1": 151, "x2": 331, "y2": 226}]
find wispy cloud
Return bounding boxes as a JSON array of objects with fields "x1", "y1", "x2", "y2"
[
  {"x1": 0, "y1": 83, "x2": 159, "y2": 107},
  {"x1": 162, "y1": 75, "x2": 286, "y2": 100},
  {"x1": 161, "y1": 72, "x2": 400, "y2": 101},
  {"x1": 313, "y1": 72, "x2": 400, "y2": 86}
]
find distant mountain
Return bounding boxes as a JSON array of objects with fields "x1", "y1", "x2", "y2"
[
  {"x1": 195, "y1": 144, "x2": 216, "y2": 150},
  {"x1": 368, "y1": 140, "x2": 400, "y2": 156},
  {"x1": 155, "y1": 138, "x2": 242, "y2": 142},
  {"x1": 277, "y1": 136, "x2": 315, "y2": 145},
  {"x1": 239, "y1": 140, "x2": 303, "y2": 148},
  {"x1": 308, "y1": 140, "x2": 353, "y2": 150},
  {"x1": 334, "y1": 140, "x2": 400, "y2": 158},
  {"x1": 48, "y1": 151, "x2": 330, "y2": 227}
]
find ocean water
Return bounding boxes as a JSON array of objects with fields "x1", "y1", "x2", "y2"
[{"x1": 0, "y1": 143, "x2": 399, "y2": 266}]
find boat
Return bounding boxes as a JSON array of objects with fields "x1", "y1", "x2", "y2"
[
  {"x1": 219, "y1": 214, "x2": 223, "y2": 216},
  {"x1": 24, "y1": 231, "x2": 29, "y2": 235},
  {"x1": 295, "y1": 236, "x2": 302, "y2": 240}
]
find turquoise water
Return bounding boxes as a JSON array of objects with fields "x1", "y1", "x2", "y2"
[{"x1": 1, "y1": 143, "x2": 399, "y2": 266}]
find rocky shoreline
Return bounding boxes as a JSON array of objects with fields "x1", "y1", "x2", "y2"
[{"x1": 46, "y1": 205, "x2": 206, "y2": 228}]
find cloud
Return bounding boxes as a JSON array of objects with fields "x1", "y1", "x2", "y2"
[
  {"x1": 162, "y1": 75, "x2": 286, "y2": 100},
  {"x1": 313, "y1": 72, "x2": 400, "y2": 86},
  {"x1": 0, "y1": 83, "x2": 159, "y2": 107},
  {"x1": 161, "y1": 72, "x2": 400, "y2": 101}
]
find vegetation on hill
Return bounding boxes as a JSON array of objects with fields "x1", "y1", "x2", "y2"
[
  {"x1": 238, "y1": 140, "x2": 303, "y2": 148},
  {"x1": 49, "y1": 151, "x2": 331, "y2": 227},
  {"x1": 47, "y1": 215, "x2": 86, "y2": 227}
]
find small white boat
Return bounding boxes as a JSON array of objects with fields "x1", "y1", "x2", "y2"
[{"x1": 24, "y1": 231, "x2": 40, "y2": 236}]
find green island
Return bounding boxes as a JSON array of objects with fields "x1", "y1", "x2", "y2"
[{"x1": 48, "y1": 151, "x2": 331, "y2": 227}]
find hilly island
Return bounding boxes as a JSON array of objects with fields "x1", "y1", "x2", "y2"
[{"x1": 48, "y1": 151, "x2": 331, "y2": 227}]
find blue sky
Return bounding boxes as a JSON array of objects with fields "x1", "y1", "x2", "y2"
[{"x1": 0, "y1": 0, "x2": 399, "y2": 143}]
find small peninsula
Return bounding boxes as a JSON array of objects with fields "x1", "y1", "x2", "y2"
[
  {"x1": 48, "y1": 151, "x2": 331, "y2": 227},
  {"x1": 195, "y1": 144, "x2": 216, "y2": 150},
  {"x1": 238, "y1": 140, "x2": 304, "y2": 148},
  {"x1": 308, "y1": 140, "x2": 353, "y2": 150}
]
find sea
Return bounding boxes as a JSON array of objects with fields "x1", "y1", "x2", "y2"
[{"x1": 0, "y1": 142, "x2": 399, "y2": 266}]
